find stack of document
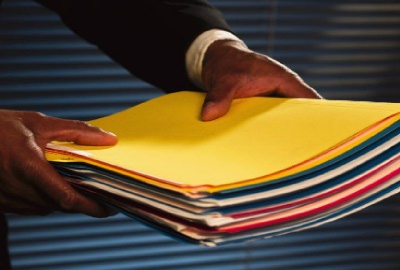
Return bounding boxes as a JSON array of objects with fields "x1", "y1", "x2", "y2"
[{"x1": 46, "y1": 91, "x2": 400, "y2": 246}]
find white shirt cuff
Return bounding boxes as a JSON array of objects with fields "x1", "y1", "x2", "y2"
[{"x1": 185, "y1": 29, "x2": 247, "y2": 90}]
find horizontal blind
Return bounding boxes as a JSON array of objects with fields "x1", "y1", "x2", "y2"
[
  {"x1": 1, "y1": 0, "x2": 400, "y2": 269},
  {"x1": 216, "y1": 0, "x2": 400, "y2": 102}
]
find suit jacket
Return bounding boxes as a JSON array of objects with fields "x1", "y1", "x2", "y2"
[{"x1": 34, "y1": 0, "x2": 232, "y2": 92}]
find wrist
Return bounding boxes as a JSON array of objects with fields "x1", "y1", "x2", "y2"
[{"x1": 186, "y1": 30, "x2": 246, "y2": 90}]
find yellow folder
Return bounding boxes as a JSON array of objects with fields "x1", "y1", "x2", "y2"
[{"x1": 46, "y1": 91, "x2": 400, "y2": 193}]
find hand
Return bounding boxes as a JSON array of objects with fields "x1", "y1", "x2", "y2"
[
  {"x1": 0, "y1": 110, "x2": 118, "y2": 217},
  {"x1": 200, "y1": 40, "x2": 322, "y2": 121}
]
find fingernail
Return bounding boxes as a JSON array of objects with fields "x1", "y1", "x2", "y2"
[
  {"x1": 203, "y1": 101, "x2": 215, "y2": 109},
  {"x1": 99, "y1": 128, "x2": 116, "y2": 137}
]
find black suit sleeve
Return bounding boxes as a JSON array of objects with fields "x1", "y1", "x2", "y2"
[
  {"x1": 34, "y1": 0, "x2": 232, "y2": 92},
  {"x1": 0, "y1": 214, "x2": 11, "y2": 270}
]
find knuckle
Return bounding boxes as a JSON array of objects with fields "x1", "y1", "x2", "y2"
[
  {"x1": 67, "y1": 119, "x2": 96, "y2": 134},
  {"x1": 58, "y1": 188, "x2": 78, "y2": 211},
  {"x1": 21, "y1": 111, "x2": 50, "y2": 137},
  {"x1": 23, "y1": 111, "x2": 47, "y2": 122},
  {"x1": 69, "y1": 119, "x2": 85, "y2": 127}
]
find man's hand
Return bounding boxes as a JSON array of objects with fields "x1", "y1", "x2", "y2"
[
  {"x1": 200, "y1": 40, "x2": 322, "y2": 121},
  {"x1": 0, "y1": 110, "x2": 118, "y2": 217}
]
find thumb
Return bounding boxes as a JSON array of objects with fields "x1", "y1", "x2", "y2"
[
  {"x1": 201, "y1": 89, "x2": 235, "y2": 121},
  {"x1": 30, "y1": 116, "x2": 118, "y2": 146}
]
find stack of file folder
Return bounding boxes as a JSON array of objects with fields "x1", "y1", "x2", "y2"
[{"x1": 45, "y1": 91, "x2": 400, "y2": 246}]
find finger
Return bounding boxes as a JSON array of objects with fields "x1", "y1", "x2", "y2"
[
  {"x1": 65, "y1": 180, "x2": 119, "y2": 216},
  {"x1": 25, "y1": 154, "x2": 113, "y2": 217},
  {"x1": 201, "y1": 88, "x2": 236, "y2": 121},
  {"x1": 45, "y1": 118, "x2": 118, "y2": 146},
  {"x1": 25, "y1": 113, "x2": 118, "y2": 146}
]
